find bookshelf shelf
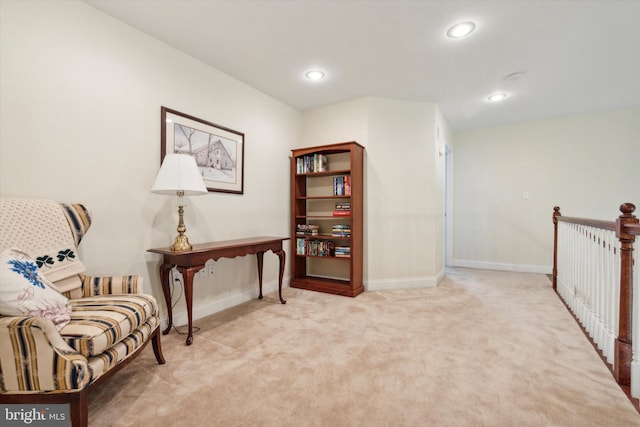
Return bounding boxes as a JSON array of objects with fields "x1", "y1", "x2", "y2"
[
  {"x1": 295, "y1": 215, "x2": 351, "y2": 219},
  {"x1": 295, "y1": 233, "x2": 352, "y2": 240},
  {"x1": 290, "y1": 141, "x2": 364, "y2": 297},
  {"x1": 296, "y1": 169, "x2": 351, "y2": 177},
  {"x1": 296, "y1": 195, "x2": 351, "y2": 200},
  {"x1": 296, "y1": 254, "x2": 351, "y2": 260}
]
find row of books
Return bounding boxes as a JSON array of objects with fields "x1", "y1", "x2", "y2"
[
  {"x1": 296, "y1": 224, "x2": 320, "y2": 236},
  {"x1": 296, "y1": 238, "x2": 351, "y2": 258},
  {"x1": 296, "y1": 154, "x2": 328, "y2": 174},
  {"x1": 333, "y1": 176, "x2": 351, "y2": 196},
  {"x1": 296, "y1": 239, "x2": 336, "y2": 257},
  {"x1": 296, "y1": 223, "x2": 351, "y2": 237}
]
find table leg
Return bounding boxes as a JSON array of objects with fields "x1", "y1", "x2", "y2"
[
  {"x1": 274, "y1": 248, "x2": 286, "y2": 304},
  {"x1": 159, "y1": 262, "x2": 174, "y2": 335},
  {"x1": 256, "y1": 251, "x2": 265, "y2": 299},
  {"x1": 177, "y1": 265, "x2": 203, "y2": 345}
]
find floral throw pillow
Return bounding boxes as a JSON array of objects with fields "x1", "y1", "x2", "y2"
[{"x1": 0, "y1": 248, "x2": 72, "y2": 330}]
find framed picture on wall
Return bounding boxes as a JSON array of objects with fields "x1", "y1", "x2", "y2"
[{"x1": 161, "y1": 106, "x2": 245, "y2": 194}]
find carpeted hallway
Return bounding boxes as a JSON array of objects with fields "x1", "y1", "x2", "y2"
[{"x1": 88, "y1": 268, "x2": 640, "y2": 426}]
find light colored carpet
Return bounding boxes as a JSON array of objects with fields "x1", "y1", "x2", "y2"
[{"x1": 88, "y1": 268, "x2": 640, "y2": 426}]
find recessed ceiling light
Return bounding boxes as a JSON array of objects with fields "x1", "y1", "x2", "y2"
[
  {"x1": 305, "y1": 70, "x2": 325, "y2": 81},
  {"x1": 446, "y1": 21, "x2": 476, "y2": 39},
  {"x1": 487, "y1": 93, "x2": 508, "y2": 102}
]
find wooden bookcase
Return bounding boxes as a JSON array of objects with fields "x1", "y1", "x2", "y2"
[{"x1": 290, "y1": 141, "x2": 364, "y2": 297}]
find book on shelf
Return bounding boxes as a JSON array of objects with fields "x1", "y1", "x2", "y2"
[
  {"x1": 296, "y1": 224, "x2": 320, "y2": 236},
  {"x1": 334, "y1": 246, "x2": 351, "y2": 258},
  {"x1": 296, "y1": 238, "x2": 305, "y2": 255},
  {"x1": 332, "y1": 224, "x2": 351, "y2": 237},
  {"x1": 333, "y1": 175, "x2": 351, "y2": 196},
  {"x1": 296, "y1": 154, "x2": 328, "y2": 174},
  {"x1": 333, "y1": 201, "x2": 351, "y2": 216}
]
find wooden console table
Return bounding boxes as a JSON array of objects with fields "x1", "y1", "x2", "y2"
[{"x1": 148, "y1": 236, "x2": 289, "y2": 345}]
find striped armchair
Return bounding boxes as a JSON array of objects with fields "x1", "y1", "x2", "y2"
[{"x1": 0, "y1": 198, "x2": 165, "y2": 427}]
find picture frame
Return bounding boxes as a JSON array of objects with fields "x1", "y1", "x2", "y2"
[{"x1": 161, "y1": 106, "x2": 245, "y2": 194}]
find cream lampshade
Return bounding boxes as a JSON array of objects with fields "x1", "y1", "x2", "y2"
[{"x1": 151, "y1": 153, "x2": 208, "y2": 251}]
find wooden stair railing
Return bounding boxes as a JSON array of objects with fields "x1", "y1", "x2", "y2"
[{"x1": 553, "y1": 203, "x2": 638, "y2": 396}]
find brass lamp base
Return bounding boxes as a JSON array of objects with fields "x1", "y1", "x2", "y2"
[
  {"x1": 171, "y1": 234, "x2": 192, "y2": 252},
  {"x1": 170, "y1": 203, "x2": 192, "y2": 252}
]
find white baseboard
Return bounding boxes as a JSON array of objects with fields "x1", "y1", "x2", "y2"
[
  {"x1": 452, "y1": 259, "x2": 552, "y2": 274},
  {"x1": 160, "y1": 278, "x2": 287, "y2": 330}
]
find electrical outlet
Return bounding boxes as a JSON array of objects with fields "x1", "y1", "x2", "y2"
[{"x1": 196, "y1": 262, "x2": 216, "y2": 278}]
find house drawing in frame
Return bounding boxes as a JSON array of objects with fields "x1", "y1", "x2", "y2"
[
  {"x1": 194, "y1": 138, "x2": 234, "y2": 171},
  {"x1": 161, "y1": 106, "x2": 244, "y2": 194},
  {"x1": 174, "y1": 123, "x2": 237, "y2": 183}
]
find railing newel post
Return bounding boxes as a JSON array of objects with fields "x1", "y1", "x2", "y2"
[
  {"x1": 553, "y1": 206, "x2": 562, "y2": 292},
  {"x1": 614, "y1": 202, "x2": 637, "y2": 386}
]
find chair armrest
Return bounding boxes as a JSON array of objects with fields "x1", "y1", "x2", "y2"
[
  {"x1": 80, "y1": 274, "x2": 144, "y2": 297},
  {"x1": 0, "y1": 316, "x2": 90, "y2": 393}
]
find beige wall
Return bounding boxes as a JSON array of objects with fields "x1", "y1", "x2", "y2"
[
  {"x1": 300, "y1": 98, "x2": 370, "y2": 148},
  {"x1": 302, "y1": 97, "x2": 447, "y2": 290},
  {"x1": 0, "y1": 0, "x2": 300, "y2": 325},
  {"x1": 452, "y1": 107, "x2": 640, "y2": 273}
]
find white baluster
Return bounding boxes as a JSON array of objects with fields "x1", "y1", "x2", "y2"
[{"x1": 604, "y1": 229, "x2": 617, "y2": 364}]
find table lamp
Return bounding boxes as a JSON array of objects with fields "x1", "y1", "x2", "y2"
[{"x1": 151, "y1": 153, "x2": 208, "y2": 251}]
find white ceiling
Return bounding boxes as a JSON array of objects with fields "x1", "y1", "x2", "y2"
[{"x1": 85, "y1": 0, "x2": 640, "y2": 132}]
